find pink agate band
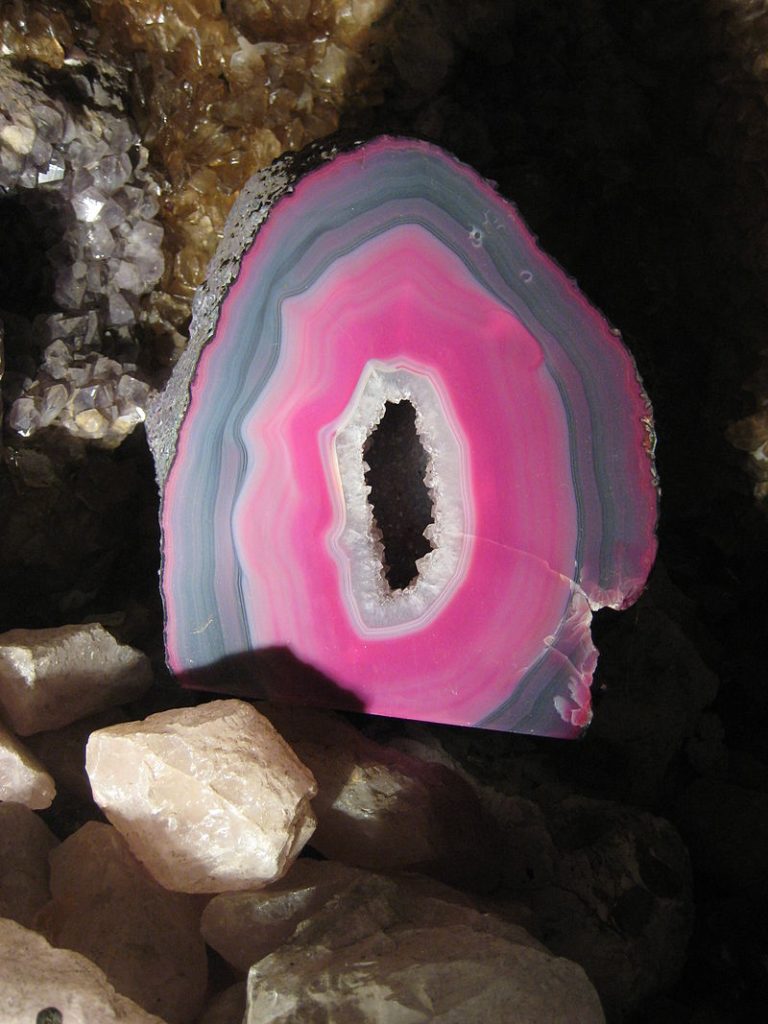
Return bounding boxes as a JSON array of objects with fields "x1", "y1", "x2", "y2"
[{"x1": 147, "y1": 136, "x2": 657, "y2": 737}]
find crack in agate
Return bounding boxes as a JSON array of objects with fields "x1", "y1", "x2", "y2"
[{"x1": 147, "y1": 136, "x2": 658, "y2": 738}]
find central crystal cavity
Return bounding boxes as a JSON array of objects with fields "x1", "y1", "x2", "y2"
[
  {"x1": 364, "y1": 400, "x2": 434, "y2": 591},
  {"x1": 331, "y1": 363, "x2": 470, "y2": 633}
]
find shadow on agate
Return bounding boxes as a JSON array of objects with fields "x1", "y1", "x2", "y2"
[{"x1": 177, "y1": 647, "x2": 366, "y2": 714}]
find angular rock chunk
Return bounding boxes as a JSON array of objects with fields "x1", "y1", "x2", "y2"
[
  {"x1": 0, "y1": 720, "x2": 55, "y2": 809},
  {"x1": 244, "y1": 869, "x2": 605, "y2": 1023},
  {"x1": 202, "y1": 860, "x2": 367, "y2": 972},
  {"x1": 37, "y1": 822, "x2": 207, "y2": 1024},
  {"x1": 0, "y1": 623, "x2": 151, "y2": 735},
  {"x1": 261, "y1": 706, "x2": 502, "y2": 890},
  {"x1": 0, "y1": 803, "x2": 58, "y2": 927},
  {"x1": 0, "y1": 917, "x2": 168, "y2": 1024},
  {"x1": 85, "y1": 699, "x2": 317, "y2": 892}
]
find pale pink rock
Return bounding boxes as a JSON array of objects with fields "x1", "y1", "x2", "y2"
[
  {"x1": 202, "y1": 859, "x2": 365, "y2": 972},
  {"x1": 0, "y1": 917, "x2": 168, "y2": 1024},
  {"x1": 245, "y1": 869, "x2": 605, "y2": 1023},
  {"x1": 85, "y1": 699, "x2": 317, "y2": 893},
  {"x1": 0, "y1": 803, "x2": 58, "y2": 927},
  {"x1": 0, "y1": 623, "x2": 152, "y2": 735},
  {"x1": 195, "y1": 983, "x2": 247, "y2": 1024},
  {"x1": 26, "y1": 708, "x2": 126, "y2": 805},
  {"x1": 260, "y1": 705, "x2": 502, "y2": 889},
  {"x1": 36, "y1": 822, "x2": 207, "y2": 1024},
  {"x1": 0, "y1": 719, "x2": 56, "y2": 809}
]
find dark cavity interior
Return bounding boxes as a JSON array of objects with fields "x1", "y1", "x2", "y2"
[{"x1": 364, "y1": 399, "x2": 434, "y2": 591}]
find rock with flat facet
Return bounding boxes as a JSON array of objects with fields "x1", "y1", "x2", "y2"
[
  {"x1": 0, "y1": 917, "x2": 168, "y2": 1024},
  {"x1": 85, "y1": 699, "x2": 317, "y2": 892},
  {"x1": 260, "y1": 705, "x2": 502, "y2": 890},
  {"x1": 202, "y1": 859, "x2": 368, "y2": 972},
  {"x1": 0, "y1": 624, "x2": 152, "y2": 735},
  {"x1": 196, "y1": 983, "x2": 247, "y2": 1024},
  {"x1": 244, "y1": 869, "x2": 605, "y2": 1023},
  {"x1": 36, "y1": 822, "x2": 207, "y2": 1024},
  {"x1": 0, "y1": 720, "x2": 56, "y2": 809},
  {"x1": 0, "y1": 803, "x2": 58, "y2": 927}
]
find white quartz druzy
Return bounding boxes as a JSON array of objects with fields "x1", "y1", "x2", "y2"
[
  {"x1": 85, "y1": 699, "x2": 317, "y2": 893},
  {"x1": 0, "y1": 623, "x2": 152, "y2": 735}
]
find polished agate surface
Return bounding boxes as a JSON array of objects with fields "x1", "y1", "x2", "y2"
[{"x1": 147, "y1": 136, "x2": 657, "y2": 737}]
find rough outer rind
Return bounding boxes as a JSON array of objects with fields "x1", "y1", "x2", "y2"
[{"x1": 147, "y1": 136, "x2": 361, "y2": 486}]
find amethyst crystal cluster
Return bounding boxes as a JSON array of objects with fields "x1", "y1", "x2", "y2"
[{"x1": 0, "y1": 62, "x2": 163, "y2": 443}]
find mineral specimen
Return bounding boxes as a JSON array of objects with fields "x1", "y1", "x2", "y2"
[
  {"x1": 243, "y1": 867, "x2": 605, "y2": 1023},
  {"x1": 0, "y1": 58, "x2": 163, "y2": 443},
  {"x1": 0, "y1": 917, "x2": 167, "y2": 1024},
  {"x1": 85, "y1": 699, "x2": 317, "y2": 893},
  {"x1": 0, "y1": 803, "x2": 58, "y2": 927},
  {"x1": 148, "y1": 136, "x2": 658, "y2": 737},
  {"x1": 37, "y1": 822, "x2": 207, "y2": 1024},
  {"x1": 0, "y1": 623, "x2": 152, "y2": 735}
]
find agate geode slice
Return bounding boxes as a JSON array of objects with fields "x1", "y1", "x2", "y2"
[{"x1": 147, "y1": 136, "x2": 658, "y2": 738}]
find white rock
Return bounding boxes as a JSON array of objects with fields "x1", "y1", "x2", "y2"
[
  {"x1": 0, "y1": 623, "x2": 152, "y2": 735},
  {"x1": 0, "y1": 918, "x2": 168, "y2": 1024},
  {"x1": 245, "y1": 870, "x2": 606, "y2": 1023},
  {"x1": 86, "y1": 699, "x2": 317, "y2": 893},
  {"x1": 0, "y1": 720, "x2": 55, "y2": 809},
  {"x1": 37, "y1": 822, "x2": 207, "y2": 1024},
  {"x1": 0, "y1": 803, "x2": 58, "y2": 927}
]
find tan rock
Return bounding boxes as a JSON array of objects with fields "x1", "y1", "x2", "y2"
[
  {"x1": 260, "y1": 705, "x2": 502, "y2": 890},
  {"x1": 0, "y1": 623, "x2": 152, "y2": 735},
  {"x1": 202, "y1": 859, "x2": 365, "y2": 972},
  {"x1": 36, "y1": 822, "x2": 207, "y2": 1024},
  {"x1": 195, "y1": 982, "x2": 247, "y2": 1024},
  {"x1": 0, "y1": 719, "x2": 55, "y2": 809},
  {"x1": 245, "y1": 870, "x2": 605, "y2": 1023},
  {"x1": 0, "y1": 917, "x2": 168, "y2": 1024},
  {"x1": 0, "y1": 803, "x2": 58, "y2": 927},
  {"x1": 86, "y1": 699, "x2": 317, "y2": 893}
]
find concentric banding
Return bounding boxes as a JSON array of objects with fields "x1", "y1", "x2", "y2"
[{"x1": 148, "y1": 136, "x2": 658, "y2": 737}]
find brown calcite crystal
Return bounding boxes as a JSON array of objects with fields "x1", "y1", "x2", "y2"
[
  {"x1": 0, "y1": 803, "x2": 58, "y2": 928},
  {"x1": 0, "y1": 720, "x2": 56, "y2": 809},
  {"x1": 244, "y1": 869, "x2": 605, "y2": 1024},
  {"x1": 0, "y1": 624, "x2": 152, "y2": 736},
  {"x1": 36, "y1": 822, "x2": 207, "y2": 1024},
  {"x1": 86, "y1": 0, "x2": 390, "y2": 329},
  {"x1": 261, "y1": 705, "x2": 503, "y2": 890},
  {"x1": 0, "y1": 917, "x2": 168, "y2": 1024},
  {"x1": 85, "y1": 699, "x2": 317, "y2": 893}
]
